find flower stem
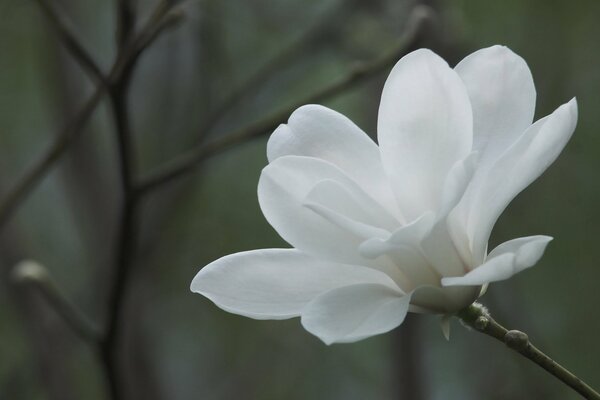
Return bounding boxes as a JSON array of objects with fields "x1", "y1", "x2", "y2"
[{"x1": 458, "y1": 303, "x2": 600, "y2": 400}]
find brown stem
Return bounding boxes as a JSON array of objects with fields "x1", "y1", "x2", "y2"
[{"x1": 458, "y1": 303, "x2": 600, "y2": 400}]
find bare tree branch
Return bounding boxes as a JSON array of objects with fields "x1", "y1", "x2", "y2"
[
  {"x1": 33, "y1": 0, "x2": 105, "y2": 85},
  {"x1": 0, "y1": 0, "x2": 183, "y2": 231}
]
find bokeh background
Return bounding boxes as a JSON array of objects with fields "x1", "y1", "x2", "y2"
[{"x1": 0, "y1": 0, "x2": 599, "y2": 399}]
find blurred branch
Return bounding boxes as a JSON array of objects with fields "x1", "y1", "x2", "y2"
[
  {"x1": 459, "y1": 303, "x2": 600, "y2": 400},
  {"x1": 98, "y1": 0, "x2": 141, "y2": 397},
  {"x1": 0, "y1": 0, "x2": 183, "y2": 231},
  {"x1": 194, "y1": 0, "x2": 351, "y2": 143},
  {"x1": 12, "y1": 260, "x2": 102, "y2": 344},
  {"x1": 0, "y1": 215, "x2": 79, "y2": 400},
  {"x1": 116, "y1": 0, "x2": 136, "y2": 47},
  {"x1": 393, "y1": 315, "x2": 426, "y2": 400},
  {"x1": 98, "y1": 2, "x2": 179, "y2": 400},
  {"x1": 33, "y1": 0, "x2": 105, "y2": 85},
  {"x1": 137, "y1": 5, "x2": 433, "y2": 194}
]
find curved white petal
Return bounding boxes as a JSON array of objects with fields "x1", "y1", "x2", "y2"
[
  {"x1": 267, "y1": 105, "x2": 399, "y2": 218},
  {"x1": 304, "y1": 179, "x2": 399, "y2": 233},
  {"x1": 461, "y1": 98, "x2": 578, "y2": 263},
  {"x1": 303, "y1": 202, "x2": 389, "y2": 240},
  {"x1": 300, "y1": 283, "x2": 410, "y2": 344},
  {"x1": 191, "y1": 249, "x2": 399, "y2": 320},
  {"x1": 420, "y1": 221, "x2": 470, "y2": 278},
  {"x1": 441, "y1": 235, "x2": 552, "y2": 286},
  {"x1": 487, "y1": 235, "x2": 553, "y2": 267},
  {"x1": 378, "y1": 48, "x2": 473, "y2": 221},
  {"x1": 441, "y1": 253, "x2": 514, "y2": 286},
  {"x1": 358, "y1": 213, "x2": 444, "y2": 291},
  {"x1": 439, "y1": 152, "x2": 477, "y2": 218},
  {"x1": 258, "y1": 155, "x2": 381, "y2": 264},
  {"x1": 359, "y1": 212, "x2": 435, "y2": 259},
  {"x1": 455, "y1": 45, "x2": 536, "y2": 167}
]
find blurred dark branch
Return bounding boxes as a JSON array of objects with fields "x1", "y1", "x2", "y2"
[
  {"x1": 12, "y1": 260, "x2": 102, "y2": 344},
  {"x1": 0, "y1": 0, "x2": 183, "y2": 232},
  {"x1": 97, "y1": 1, "x2": 140, "y2": 398},
  {"x1": 393, "y1": 315, "x2": 426, "y2": 400},
  {"x1": 117, "y1": 0, "x2": 136, "y2": 47},
  {"x1": 33, "y1": 0, "x2": 105, "y2": 85},
  {"x1": 0, "y1": 209, "x2": 79, "y2": 400},
  {"x1": 137, "y1": 5, "x2": 433, "y2": 194},
  {"x1": 98, "y1": 2, "x2": 141, "y2": 398},
  {"x1": 195, "y1": 0, "x2": 350, "y2": 142},
  {"x1": 99, "y1": 2, "x2": 180, "y2": 400}
]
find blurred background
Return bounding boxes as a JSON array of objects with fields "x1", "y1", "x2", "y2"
[{"x1": 0, "y1": 0, "x2": 598, "y2": 399}]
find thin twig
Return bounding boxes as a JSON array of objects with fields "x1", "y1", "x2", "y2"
[
  {"x1": 12, "y1": 260, "x2": 102, "y2": 344},
  {"x1": 0, "y1": 1, "x2": 183, "y2": 231},
  {"x1": 458, "y1": 303, "x2": 600, "y2": 400},
  {"x1": 137, "y1": 5, "x2": 433, "y2": 194},
  {"x1": 34, "y1": 0, "x2": 105, "y2": 85}
]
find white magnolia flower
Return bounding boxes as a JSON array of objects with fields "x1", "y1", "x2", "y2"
[{"x1": 191, "y1": 45, "x2": 578, "y2": 344}]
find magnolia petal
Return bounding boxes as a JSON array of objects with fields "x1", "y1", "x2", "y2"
[
  {"x1": 304, "y1": 179, "x2": 399, "y2": 233},
  {"x1": 304, "y1": 202, "x2": 389, "y2": 240},
  {"x1": 441, "y1": 253, "x2": 515, "y2": 286},
  {"x1": 455, "y1": 45, "x2": 536, "y2": 167},
  {"x1": 378, "y1": 48, "x2": 473, "y2": 221},
  {"x1": 466, "y1": 99, "x2": 577, "y2": 263},
  {"x1": 258, "y1": 155, "x2": 382, "y2": 264},
  {"x1": 440, "y1": 153, "x2": 477, "y2": 269},
  {"x1": 487, "y1": 235, "x2": 553, "y2": 268},
  {"x1": 301, "y1": 283, "x2": 410, "y2": 344},
  {"x1": 191, "y1": 249, "x2": 399, "y2": 320},
  {"x1": 267, "y1": 105, "x2": 399, "y2": 218},
  {"x1": 441, "y1": 236, "x2": 551, "y2": 286},
  {"x1": 359, "y1": 212, "x2": 435, "y2": 259},
  {"x1": 439, "y1": 152, "x2": 477, "y2": 218},
  {"x1": 420, "y1": 221, "x2": 470, "y2": 278},
  {"x1": 358, "y1": 213, "x2": 440, "y2": 292}
]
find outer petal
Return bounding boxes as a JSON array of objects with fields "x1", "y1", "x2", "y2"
[
  {"x1": 267, "y1": 105, "x2": 399, "y2": 218},
  {"x1": 441, "y1": 235, "x2": 552, "y2": 286},
  {"x1": 258, "y1": 155, "x2": 398, "y2": 266},
  {"x1": 378, "y1": 49, "x2": 473, "y2": 221},
  {"x1": 191, "y1": 249, "x2": 399, "y2": 320},
  {"x1": 455, "y1": 45, "x2": 536, "y2": 167},
  {"x1": 456, "y1": 98, "x2": 578, "y2": 264},
  {"x1": 300, "y1": 283, "x2": 410, "y2": 344}
]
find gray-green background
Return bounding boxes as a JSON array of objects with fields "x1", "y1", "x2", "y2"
[{"x1": 0, "y1": 0, "x2": 598, "y2": 399}]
